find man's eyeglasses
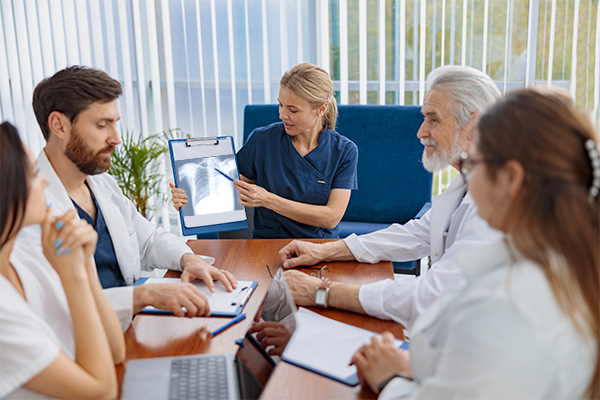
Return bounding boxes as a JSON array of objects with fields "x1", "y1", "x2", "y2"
[{"x1": 458, "y1": 152, "x2": 503, "y2": 178}]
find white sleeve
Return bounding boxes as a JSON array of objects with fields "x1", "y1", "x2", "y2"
[
  {"x1": 0, "y1": 290, "x2": 60, "y2": 398},
  {"x1": 358, "y1": 209, "x2": 500, "y2": 329},
  {"x1": 102, "y1": 286, "x2": 135, "y2": 331},
  {"x1": 344, "y1": 210, "x2": 432, "y2": 264}
]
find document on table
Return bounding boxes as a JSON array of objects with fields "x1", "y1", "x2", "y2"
[
  {"x1": 281, "y1": 307, "x2": 408, "y2": 386},
  {"x1": 134, "y1": 277, "x2": 257, "y2": 317}
]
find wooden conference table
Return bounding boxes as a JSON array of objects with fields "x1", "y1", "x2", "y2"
[{"x1": 117, "y1": 239, "x2": 405, "y2": 399}]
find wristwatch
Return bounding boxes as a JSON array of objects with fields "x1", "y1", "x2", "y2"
[{"x1": 314, "y1": 286, "x2": 330, "y2": 308}]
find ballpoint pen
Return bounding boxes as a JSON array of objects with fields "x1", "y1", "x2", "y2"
[
  {"x1": 214, "y1": 168, "x2": 235, "y2": 182},
  {"x1": 230, "y1": 286, "x2": 250, "y2": 306},
  {"x1": 211, "y1": 313, "x2": 247, "y2": 337}
]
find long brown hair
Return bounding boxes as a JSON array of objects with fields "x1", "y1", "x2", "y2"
[
  {"x1": 476, "y1": 88, "x2": 599, "y2": 399},
  {"x1": 0, "y1": 122, "x2": 29, "y2": 248}
]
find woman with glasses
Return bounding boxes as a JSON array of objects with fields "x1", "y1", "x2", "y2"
[
  {"x1": 351, "y1": 88, "x2": 599, "y2": 399},
  {"x1": 0, "y1": 122, "x2": 125, "y2": 398}
]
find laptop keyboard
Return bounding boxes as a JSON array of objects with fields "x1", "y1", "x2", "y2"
[{"x1": 169, "y1": 355, "x2": 230, "y2": 400}]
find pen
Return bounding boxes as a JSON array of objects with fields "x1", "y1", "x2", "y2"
[
  {"x1": 211, "y1": 313, "x2": 246, "y2": 337},
  {"x1": 231, "y1": 286, "x2": 250, "y2": 306},
  {"x1": 214, "y1": 168, "x2": 235, "y2": 182}
]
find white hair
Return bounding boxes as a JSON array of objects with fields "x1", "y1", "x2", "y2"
[{"x1": 426, "y1": 65, "x2": 501, "y2": 128}]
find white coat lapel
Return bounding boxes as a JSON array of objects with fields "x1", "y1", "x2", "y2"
[
  {"x1": 85, "y1": 176, "x2": 138, "y2": 285},
  {"x1": 429, "y1": 176, "x2": 467, "y2": 262},
  {"x1": 37, "y1": 150, "x2": 74, "y2": 216}
]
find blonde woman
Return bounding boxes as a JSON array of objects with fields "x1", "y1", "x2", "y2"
[
  {"x1": 351, "y1": 89, "x2": 599, "y2": 399},
  {"x1": 172, "y1": 63, "x2": 358, "y2": 239}
]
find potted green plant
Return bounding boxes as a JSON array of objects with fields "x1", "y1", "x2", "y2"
[{"x1": 109, "y1": 129, "x2": 182, "y2": 219}]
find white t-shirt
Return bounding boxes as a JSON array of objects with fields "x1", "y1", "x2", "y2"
[{"x1": 1, "y1": 237, "x2": 75, "y2": 399}]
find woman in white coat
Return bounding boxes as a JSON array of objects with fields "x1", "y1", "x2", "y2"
[
  {"x1": 0, "y1": 122, "x2": 125, "y2": 399},
  {"x1": 351, "y1": 88, "x2": 599, "y2": 399}
]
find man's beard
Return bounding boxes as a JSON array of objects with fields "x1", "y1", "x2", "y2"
[
  {"x1": 420, "y1": 131, "x2": 466, "y2": 172},
  {"x1": 65, "y1": 127, "x2": 115, "y2": 175}
]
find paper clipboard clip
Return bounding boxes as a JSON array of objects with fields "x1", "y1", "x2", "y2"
[{"x1": 185, "y1": 138, "x2": 219, "y2": 147}]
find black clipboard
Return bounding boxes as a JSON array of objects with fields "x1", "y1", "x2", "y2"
[{"x1": 168, "y1": 136, "x2": 248, "y2": 236}]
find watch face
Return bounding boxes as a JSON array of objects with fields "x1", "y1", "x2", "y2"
[{"x1": 315, "y1": 288, "x2": 326, "y2": 305}]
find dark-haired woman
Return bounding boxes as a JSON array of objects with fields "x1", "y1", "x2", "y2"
[
  {"x1": 351, "y1": 88, "x2": 599, "y2": 399},
  {"x1": 0, "y1": 122, "x2": 125, "y2": 399}
]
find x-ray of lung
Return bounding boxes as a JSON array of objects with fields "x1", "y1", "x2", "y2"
[{"x1": 175, "y1": 155, "x2": 243, "y2": 219}]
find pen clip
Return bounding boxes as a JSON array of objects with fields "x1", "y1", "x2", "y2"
[{"x1": 231, "y1": 286, "x2": 250, "y2": 306}]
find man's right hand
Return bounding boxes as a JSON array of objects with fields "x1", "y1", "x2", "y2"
[
  {"x1": 279, "y1": 239, "x2": 354, "y2": 269},
  {"x1": 279, "y1": 240, "x2": 325, "y2": 269},
  {"x1": 134, "y1": 282, "x2": 210, "y2": 317}
]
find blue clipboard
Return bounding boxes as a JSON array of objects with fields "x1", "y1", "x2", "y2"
[
  {"x1": 281, "y1": 340, "x2": 409, "y2": 386},
  {"x1": 168, "y1": 136, "x2": 248, "y2": 236},
  {"x1": 134, "y1": 277, "x2": 258, "y2": 317}
]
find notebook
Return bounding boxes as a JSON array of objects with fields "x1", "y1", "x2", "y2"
[{"x1": 121, "y1": 353, "x2": 262, "y2": 400}]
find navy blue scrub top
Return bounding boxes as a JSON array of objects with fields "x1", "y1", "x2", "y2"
[
  {"x1": 236, "y1": 122, "x2": 358, "y2": 239},
  {"x1": 72, "y1": 184, "x2": 126, "y2": 288}
]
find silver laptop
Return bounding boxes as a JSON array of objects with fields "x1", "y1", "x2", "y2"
[{"x1": 121, "y1": 352, "x2": 262, "y2": 400}]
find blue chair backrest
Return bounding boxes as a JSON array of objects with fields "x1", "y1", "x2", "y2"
[{"x1": 242, "y1": 104, "x2": 432, "y2": 226}]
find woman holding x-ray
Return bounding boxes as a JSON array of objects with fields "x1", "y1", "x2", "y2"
[{"x1": 171, "y1": 62, "x2": 359, "y2": 239}]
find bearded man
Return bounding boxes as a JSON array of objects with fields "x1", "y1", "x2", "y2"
[
  {"x1": 280, "y1": 65, "x2": 504, "y2": 330},
  {"x1": 27, "y1": 66, "x2": 237, "y2": 330}
]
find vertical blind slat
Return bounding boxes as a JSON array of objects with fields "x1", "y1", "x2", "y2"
[
  {"x1": 179, "y1": 0, "x2": 195, "y2": 136},
  {"x1": 75, "y1": 1, "x2": 91, "y2": 66},
  {"x1": 146, "y1": 0, "x2": 163, "y2": 134},
  {"x1": 244, "y1": 0, "x2": 253, "y2": 105},
  {"x1": 340, "y1": 0, "x2": 349, "y2": 104},
  {"x1": 399, "y1": 0, "x2": 405, "y2": 105},
  {"x1": 62, "y1": 0, "x2": 80, "y2": 65},
  {"x1": 195, "y1": 0, "x2": 209, "y2": 136},
  {"x1": 132, "y1": 0, "x2": 149, "y2": 136},
  {"x1": 359, "y1": 0, "x2": 367, "y2": 104},
  {"x1": 161, "y1": 0, "x2": 177, "y2": 129},
  {"x1": 419, "y1": 0, "x2": 426, "y2": 104},
  {"x1": 261, "y1": 0, "x2": 271, "y2": 103},
  {"x1": 227, "y1": 0, "x2": 238, "y2": 137},
  {"x1": 88, "y1": 0, "x2": 105, "y2": 70},
  {"x1": 547, "y1": 0, "x2": 557, "y2": 87},
  {"x1": 117, "y1": 0, "x2": 136, "y2": 131},
  {"x1": 209, "y1": 0, "x2": 222, "y2": 133},
  {"x1": 378, "y1": 0, "x2": 385, "y2": 105},
  {"x1": 461, "y1": 0, "x2": 467, "y2": 65}
]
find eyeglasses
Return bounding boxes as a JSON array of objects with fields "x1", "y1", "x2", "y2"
[
  {"x1": 309, "y1": 265, "x2": 330, "y2": 282},
  {"x1": 458, "y1": 152, "x2": 504, "y2": 178}
]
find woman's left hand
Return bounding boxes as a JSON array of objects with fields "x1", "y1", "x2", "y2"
[
  {"x1": 234, "y1": 180, "x2": 272, "y2": 208},
  {"x1": 350, "y1": 332, "x2": 412, "y2": 394}
]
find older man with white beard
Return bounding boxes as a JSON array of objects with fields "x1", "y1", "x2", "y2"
[{"x1": 279, "y1": 65, "x2": 503, "y2": 330}]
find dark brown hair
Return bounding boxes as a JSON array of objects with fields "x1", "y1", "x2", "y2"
[
  {"x1": 32, "y1": 66, "x2": 122, "y2": 140},
  {"x1": 477, "y1": 88, "x2": 599, "y2": 399},
  {"x1": 0, "y1": 122, "x2": 29, "y2": 247}
]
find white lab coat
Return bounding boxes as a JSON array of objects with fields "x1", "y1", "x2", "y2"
[
  {"x1": 378, "y1": 240, "x2": 595, "y2": 399},
  {"x1": 26, "y1": 150, "x2": 202, "y2": 329},
  {"x1": 346, "y1": 176, "x2": 502, "y2": 329}
]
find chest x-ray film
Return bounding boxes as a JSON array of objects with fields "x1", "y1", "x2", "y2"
[{"x1": 169, "y1": 137, "x2": 248, "y2": 236}]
